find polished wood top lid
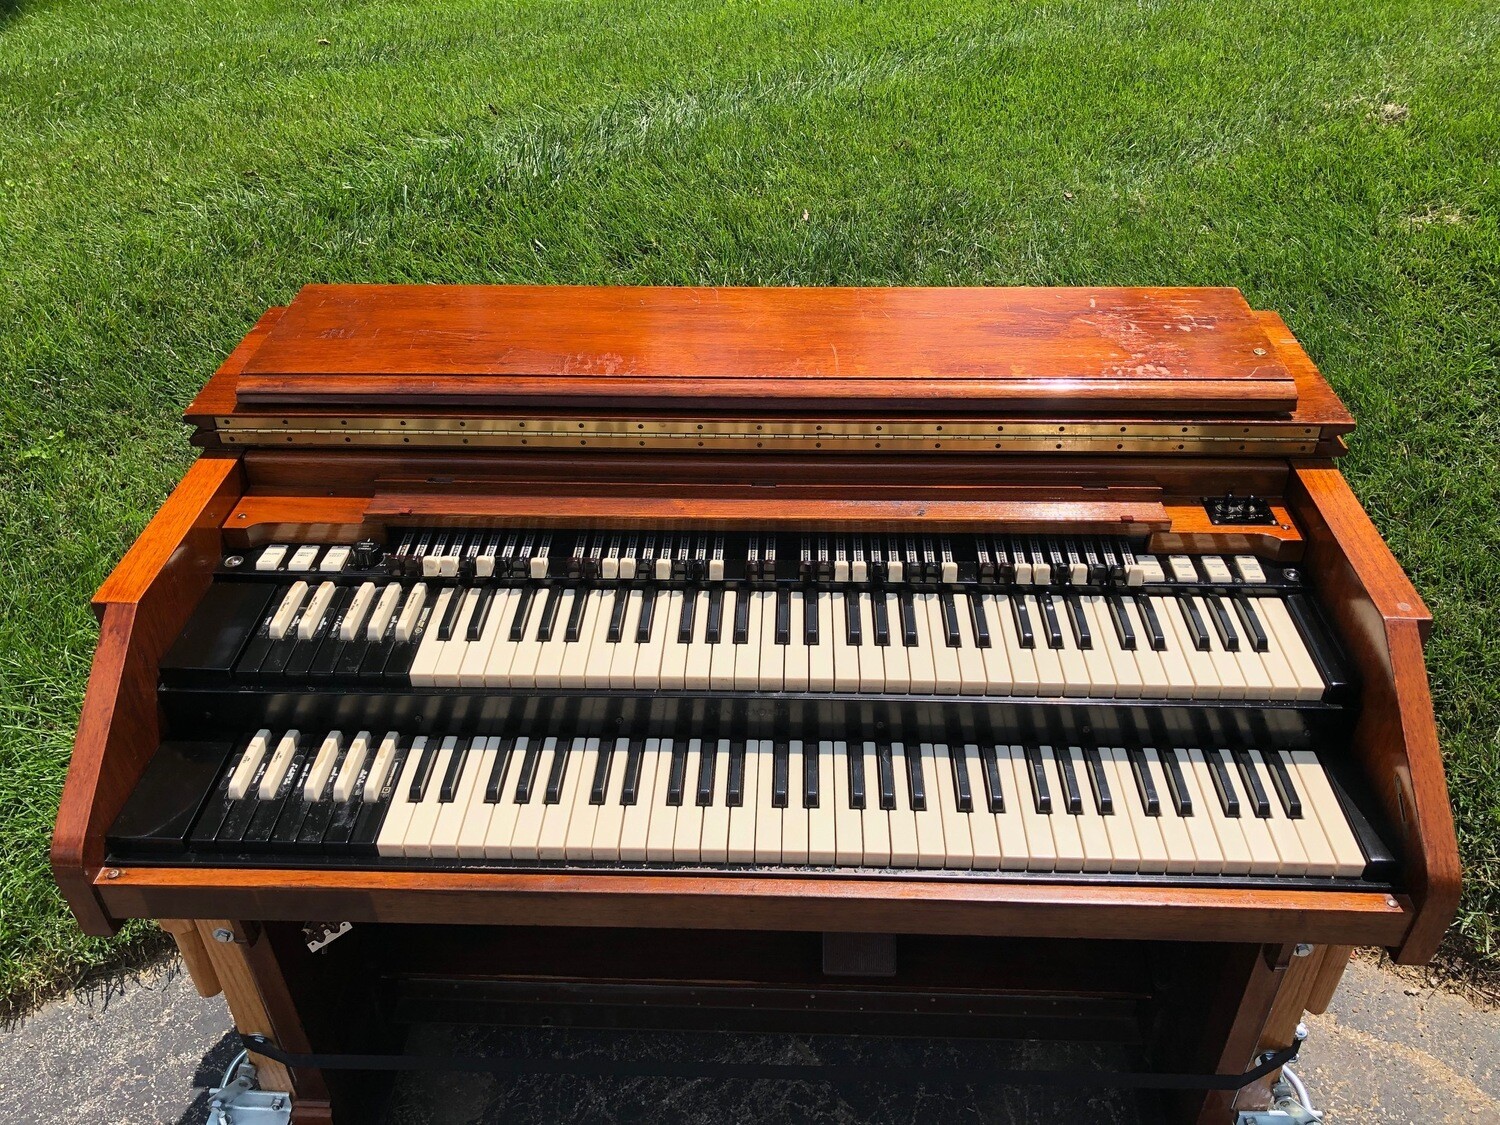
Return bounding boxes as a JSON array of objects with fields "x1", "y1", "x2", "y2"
[{"x1": 234, "y1": 284, "x2": 1298, "y2": 415}]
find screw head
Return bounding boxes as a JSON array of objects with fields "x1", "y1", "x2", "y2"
[
  {"x1": 1293, "y1": 943, "x2": 1314, "y2": 957},
  {"x1": 224, "y1": 555, "x2": 244, "y2": 568},
  {"x1": 104, "y1": 868, "x2": 121, "y2": 880},
  {"x1": 212, "y1": 927, "x2": 235, "y2": 943}
]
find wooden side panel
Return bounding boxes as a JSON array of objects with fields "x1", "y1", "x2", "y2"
[
  {"x1": 1291, "y1": 464, "x2": 1459, "y2": 964},
  {"x1": 51, "y1": 456, "x2": 242, "y2": 934}
]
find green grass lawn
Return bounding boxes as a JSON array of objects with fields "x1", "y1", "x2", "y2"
[{"x1": 2, "y1": 0, "x2": 1497, "y2": 1011}]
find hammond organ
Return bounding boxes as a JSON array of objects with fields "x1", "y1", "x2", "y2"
[{"x1": 53, "y1": 285, "x2": 1459, "y2": 1122}]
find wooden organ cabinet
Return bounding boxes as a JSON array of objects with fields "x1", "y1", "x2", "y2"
[{"x1": 52, "y1": 285, "x2": 1459, "y2": 1122}]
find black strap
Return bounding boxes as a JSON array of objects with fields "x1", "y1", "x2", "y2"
[{"x1": 241, "y1": 1033, "x2": 1299, "y2": 1092}]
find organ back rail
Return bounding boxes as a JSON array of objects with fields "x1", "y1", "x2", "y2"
[{"x1": 52, "y1": 285, "x2": 1458, "y2": 1123}]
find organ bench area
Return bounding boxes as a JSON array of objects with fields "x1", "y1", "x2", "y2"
[{"x1": 52, "y1": 285, "x2": 1459, "y2": 1123}]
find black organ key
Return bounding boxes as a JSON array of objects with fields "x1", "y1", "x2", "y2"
[
  {"x1": 1233, "y1": 750, "x2": 1273, "y2": 818},
  {"x1": 1204, "y1": 594, "x2": 1239, "y2": 651},
  {"x1": 877, "y1": 743, "x2": 897, "y2": 811},
  {"x1": 666, "y1": 741, "x2": 688, "y2": 806},
  {"x1": 979, "y1": 745, "x2": 1005, "y2": 813},
  {"x1": 513, "y1": 739, "x2": 544, "y2": 804},
  {"x1": 635, "y1": 587, "x2": 657, "y2": 643},
  {"x1": 536, "y1": 586, "x2": 565, "y2": 642},
  {"x1": 705, "y1": 587, "x2": 725, "y2": 645},
  {"x1": 1161, "y1": 748, "x2": 1193, "y2": 816},
  {"x1": 1037, "y1": 595, "x2": 1065, "y2": 649},
  {"x1": 968, "y1": 594, "x2": 991, "y2": 649},
  {"x1": 1135, "y1": 595, "x2": 1167, "y2": 651},
  {"x1": 438, "y1": 737, "x2": 472, "y2": 802},
  {"x1": 775, "y1": 590, "x2": 791, "y2": 645},
  {"x1": 1064, "y1": 596, "x2": 1091, "y2": 649},
  {"x1": 589, "y1": 739, "x2": 616, "y2": 804},
  {"x1": 802, "y1": 742, "x2": 820, "y2": 808},
  {"x1": 508, "y1": 586, "x2": 536, "y2": 643},
  {"x1": 484, "y1": 737, "x2": 518, "y2": 803},
  {"x1": 1010, "y1": 595, "x2": 1035, "y2": 648},
  {"x1": 726, "y1": 741, "x2": 747, "y2": 807},
  {"x1": 1082, "y1": 748, "x2": 1112, "y2": 815},
  {"x1": 1053, "y1": 747, "x2": 1083, "y2": 814},
  {"x1": 899, "y1": 593, "x2": 920, "y2": 647},
  {"x1": 803, "y1": 592, "x2": 819, "y2": 645},
  {"x1": 1177, "y1": 596, "x2": 1211, "y2": 651},
  {"x1": 1233, "y1": 596, "x2": 1270, "y2": 653},
  {"x1": 1206, "y1": 749, "x2": 1241, "y2": 817},
  {"x1": 950, "y1": 745, "x2": 974, "y2": 813},
  {"x1": 607, "y1": 588, "x2": 629, "y2": 643},
  {"x1": 872, "y1": 594, "x2": 891, "y2": 646},
  {"x1": 678, "y1": 591, "x2": 697, "y2": 645},
  {"x1": 1023, "y1": 747, "x2": 1051, "y2": 814},
  {"x1": 1267, "y1": 751, "x2": 1303, "y2": 819},
  {"x1": 407, "y1": 738, "x2": 442, "y2": 803},
  {"x1": 904, "y1": 743, "x2": 927, "y2": 812},
  {"x1": 619, "y1": 739, "x2": 646, "y2": 805},
  {"x1": 1107, "y1": 596, "x2": 1136, "y2": 650},
  {"x1": 467, "y1": 586, "x2": 497, "y2": 641},
  {"x1": 939, "y1": 593, "x2": 962, "y2": 647},
  {"x1": 543, "y1": 740, "x2": 574, "y2": 804},
  {"x1": 1127, "y1": 749, "x2": 1161, "y2": 816},
  {"x1": 731, "y1": 590, "x2": 751, "y2": 645},
  {"x1": 772, "y1": 742, "x2": 790, "y2": 809},
  {"x1": 845, "y1": 592, "x2": 862, "y2": 645},
  {"x1": 848, "y1": 745, "x2": 866, "y2": 810},
  {"x1": 436, "y1": 589, "x2": 464, "y2": 641},
  {"x1": 565, "y1": 587, "x2": 590, "y2": 643},
  {"x1": 696, "y1": 740, "x2": 719, "y2": 806}
]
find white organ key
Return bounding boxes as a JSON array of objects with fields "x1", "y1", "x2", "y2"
[
  {"x1": 227, "y1": 729, "x2": 273, "y2": 800},
  {"x1": 858, "y1": 742, "x2": 892, "y2": 866},
  {"x1": 684, "y1": 592, "x2": 715, "y2": 691},
  {"x1": 655, "y1": 590, "x2": 689, "y2": 690},
  {"x1": 1248, "y1": 749, "x2": 1307, "y2": 873},
  {"x1": 362, "y1": 732, "x2": 401, "y2": 802},
  {"x1": 1007, "y1": 747, "x2": 1056, "y2": 872},
  {"x1": 698, "y1": 740, "x2": 733, "y2": 863},
  {"x1": 477, "y1": 589, "x2": 522, "y2": 687},
  {"x1": 672, "y1": 740, "x2": 707, "y2": 863},
  {"x1": 1230, "y1": 613, "x2": 1278, "y2": 698},
  {"x1": 991, "y1": 746, "x2": 1029, "y2": 870},
  {"x1": 1187, "y1": 748, "x2": 1251, "y2": 874},
  {"x1": 957, "y1": 745, "x2": 1001, "y2": 869},
  {"x1": 1090, "y1": 596, "x2": 1143, "y2": 698},
  {"x1": 783, "y1": 594, "x2": 812, "y2": 691},
  {"x1": 951, "y1": 599, "x2": 987, "y2": 694},
  {"x1": 619, "y1": 738, "x2": 663, "y2": 862},
  {"x1": 923, "y1": 596, "x2": 963, "y2": 694},
  {"x1": 832, "y1": 740, "x2": 862, "y2": 866},
  {"x1": 607, "y1": 592, "x2": 644, "y2": 689},
  {"x1": 408, "y1": 588, "x2": 454, "y2": 686},
  {"x1": 632, "y1": 591, "x2": 669, "y2": 690},
  {"x1": 1143, "y1": 596, "x2": 1197, "y2": 700},
  {"x1": 885, "y1": 743, "x2": 919, "y2": 866},
  {"x1": 1248, "y1": 600, "x2": 1303, "y2": 700},
  {"x1": 726, "y1": 740, "x2": 760, "y2": 863},
  {"x1": 1158, "y1": 596, "x2": 1219, "y2": 699},
  {"x1": 533, "y1": 589, "x2": 579, "y2": 688},
  {"x1": 296, "y1": 582, "x2": 337, "y2": 640},
  {"x1": 991, "y1": 596, "x2": 1035, "y2": 695},
  {"x1": 908, "y1": 743, "x2": 946, "y2": 868},
  {"x1": 809, "y1": 592, "x2": 837, "y2": 692},
  {"x1": 320, "y1": 545, "x2": 351, "y2": 572},
  {"x1": 483, "y1": 736, "x2": 533, "y2": 859},
  {"x1": 1119, "y1": 749, "x2": 1169, "y2": 874},
  {"x1": 1276, "y1": 754, "x2": 1337, "y2": 877},
  {"x1": 807, "y1": 740, "x2": 837, "y2": 865},
  {"x1": 780, "y1": 741, "x2": 811, "y2": 864},
  {"x1": 731, "y1": 591, "x2": 763, "y2": 690},
  {"x1": 536, "y1": 738, "x2": 587, "y2": 860},
  {"x1": 902, "y1": 597, "x2": 937, "y2": 694},
  {"x1": 1050, "y1": 600, "x2": 1090, "y2": 699},
  {"x1": 562, "y1": 738, "x2": 605, "y2": 861},
  {"x1": 459, "y1": 589, "x2": 510, "y2": 687},
  {"x1": 1200, "y1": 555, "x2": 1234, "y2": 584},
  {"x1": 255, "y1": 544, "x2": 288, "y2": 571},
  {"x1": 1287, "y1": 751, "x2": 1365, "y2": 877},
  {"x1": 1091, "y1": 748, "x2": 1138, "y2": 872},
  {"x1": 303, "y1": 731, "x2": 343, "y2": 799},
  {"x1": 1258, "y1": 599, "x2": 1325, "y2": 701},
  {"x1": 366, "y1": 582, "x2": 403, "y2": 642},
  {"x1": 257, "y1": 730, "x2": 300, "y2": 799},
  {"x1": 1168, "y1": 749, "x2": 1223, "y2": 874},
  {"x1": 753, "y1": 741, "x2": 783, "y2": 864},
  {"x1": 331, "y1": 730, "x2": 371, "y2": 803},
  {"x1": 375, "y1": 738, "x2": 426, "y2": 856},
  {"x1": 1061, "y1": 747, "x2": 1110, "y2": 872},
  {"x1": 587, "y1": 739, "x2": 628, "y2": 860},
  {"x1": 394, "y1": 582, "x2": 428, "y2": 644},
  {"x1": 708, "y1": 592, "x2": 737, "y2": 691},
  {"x1": 268, "y1": 581, "x2": 309, "y2": 641},
  {"x1": 456, "y1": 738, "x2": 503, "y2": 858},
  {"x1": 830, "y1": 592, "x2": 861, "y2": 692},
  {"x1": 433, "y1": 738, "x2": 488, "y2": 858},
  {"x1": 339, "y1": 582, "x2": 377, "y2": 642},
  {"x1": 1074, "y1": 596, "x2": 1119, "y2": 696},
  {"x1": 1216, "y1": 750, "x2": 1279, "y2": 875},
  {"x1": 931, "y1": 743, "x2": 972, "y2": 869},
  {"x1": 754, "y1": 591, "x2": 784, "y2": 691},
  {"x1": 854, "y1": 593, "x2": 885, "y2": 692},
  {"x1": 1194, "y1": 596, "x2": 1248, "y2": 699},
  {"x1": 434, "y1": 589, "x2": 481, "y2": 686},
  {"x1": 559, "y1": 591, "x2": 607, "y2": 690},
  {"x1": 1027, "y1": 596, "x2": 1066, "y2": 696},
  {"x1": 509, "y1": 737, "x2": 560, "y2": 861},
  {"x1": 1234, "y1": 555, "x2": 1267, "y2": 583},
  {"x1": 1041, "y1": 748, "x2": 1085, "y2": 873},
  {"x1": 1144, "y1": 748, "x2": 1196, "y2": 874},
  {"x1": 287, "y1": 544, "x2": 320, "y2": 572},
  {"x1": 1119, "y1": 598, "x2": 1170, "y2": 698},
  {"x1": 879, "y1": 595, "x2": 912, "y2": 693},
  {"x1": 401, "y1": 737, "x2": 455, "y2": 857},
  {"x1": 504, "y1": 593, "x2": 549, "y2": 689}
]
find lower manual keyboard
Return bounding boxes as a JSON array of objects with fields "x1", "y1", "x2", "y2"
[{"x1": 111, "y1": 729, "x2": 1390, "y2": 883}]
